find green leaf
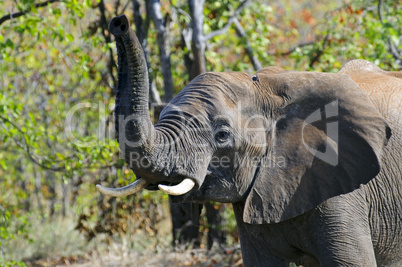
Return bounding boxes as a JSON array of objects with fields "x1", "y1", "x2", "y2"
[
  {"x1": 28, "y1": 112, "x2": 36, "y2": 125},
  {"x1": 5, "y1": 39, "x2": 14, "y2": 49},
  {"x1": 66, "y1": 33, "x2": 74, "y2": 42},
  {"x1": 52, "y1": 8, "x2": 62, "y2": 16},
  {"x1": 0, "y1": 159, "x2": 7, "y2": 170}
]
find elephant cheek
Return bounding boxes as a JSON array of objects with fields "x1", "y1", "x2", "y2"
[{"x1": 233, "y1": 155, "x2": 264, "y2": 199}]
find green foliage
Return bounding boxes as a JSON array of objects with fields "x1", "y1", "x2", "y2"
[
  {"x1": 0, "y1": 207, "x2": 28, "y2": 266},
  {"x1": 0, "y1": 0, "x2": 122, "y2": 262},
  {"x1": 290, "y1": 0, "x2": 401, "y2": 71}
]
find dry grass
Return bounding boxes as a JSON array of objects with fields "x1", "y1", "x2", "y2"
[
  {"x1": 3, "y1": 215, "x2": 242, "y2": 267},
  {"x1": 24, "y1": 244, "x2": 243, "y2": 267}
]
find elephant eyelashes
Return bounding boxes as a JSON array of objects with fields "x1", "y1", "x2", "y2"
[{"x1": 215, "y1": 130, "x2": 231, "y2": 143}]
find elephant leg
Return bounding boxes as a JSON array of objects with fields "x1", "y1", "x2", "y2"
[
  {"x1": 233, "y1": 203, "x2": 289, "y2": 266},
  {"x1": 310, "y1": 195, "x2": 376, "y2": 266},
  {"x1": 316, "y1": 234, "x2": 376, "y2": 266},
  {"x1": 240, "y1": 247, "x2": 288, "y2": 267},
  {"x1": 292, "y1": 255, "x2": 320, "y2": 267}
]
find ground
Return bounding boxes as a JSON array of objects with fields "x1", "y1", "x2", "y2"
[
  {"x1": 23, "y1": 247, "x2": 243, "y2": 267},
  {"x1": 2, "y1": 215, "x2": 242, "y2": 267}
]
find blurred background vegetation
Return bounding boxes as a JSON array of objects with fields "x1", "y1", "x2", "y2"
[{"x1": 0, "y1": 0, "x2": 400, "y2": 266}]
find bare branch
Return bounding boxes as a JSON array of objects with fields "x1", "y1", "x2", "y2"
[
  {"x1": 0, "y1": 115, "x2": 121, "y2": 172},
  {"x1": 175, "y1": 6, "x2": 192, "y2": 22},
  {"x1": 267, "y1": 41, "x2": 317, "y2": 57},
  {"x1": 309, "y1": 33, "x2": 331, "y2": 68},
  {"x1": 387, "y1": 37, "x2": 402, "y2": 62},
  {"x1": 0, "y1": 0, "x2": 63, "y2": 26},
  {"x1": 377, "y1": 0, "x2": 384, "y2": 22},
  {"x1": 377, "y1": 0, "x2": 402, "y2": 65},
  {"x1": 233, "y1": 18, "x2": 262, "y2": 71},
  {"x1": 0, "y1": 115, "x2": 66, "y2": 171},
  {"x1": 204, "y1": 0, "x2": 250, "y2": 41}
]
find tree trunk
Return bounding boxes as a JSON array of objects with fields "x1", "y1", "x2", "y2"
[
  {"x1": 205, "y1": 202, "x2": 226, "y2": 249},
  {"x1": 133, "y1": 0, "x2": 162, "y2": 105},
  {"x1": 149, "y1": 0, "x2": 174, "y2": 102},
  {"x1": 18, "y1": 160, "x2": 30, "y2": 211},
  {"x1": 71, "y1": 174, "x2": 82, "y2": 206},
  {"x1": 188, "y1": 0, "x2": 206, "y2": 80},
  {"x1": 170, "y1": 200, "x2": 200, "y2": 248},
  {"x1": 33, "y1": 165, "x2": 44, "y2": 217},
  {"x1": 61, "y1": 178, "x2": 68, "y2": 217},
  {"x1": 46, "y1": 171, "x2": 56, "y2": 217}
]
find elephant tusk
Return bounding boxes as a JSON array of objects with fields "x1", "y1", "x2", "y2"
[
  {"x1": 96, "y1": 178, "x2": 148, "y2": 197},
  {"x1": 158, "y1": 178, "x2": 195, "y2": 196}
]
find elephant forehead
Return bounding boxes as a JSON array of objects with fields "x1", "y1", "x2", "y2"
[{"x1": 161, "y1": 72, "x2": 255, "y2": 117}]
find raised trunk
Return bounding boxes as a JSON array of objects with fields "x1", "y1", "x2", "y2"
[
  {"x1": 110, "y1": 15, "x2": 155, "y2": 158},
  {"x1": 97, "y1": 15, "x2": 197, "y2": 197}
]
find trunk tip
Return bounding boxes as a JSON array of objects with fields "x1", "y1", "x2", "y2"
[{"x1": 109, "y1": 14, "x2": 129, "y2": 36}]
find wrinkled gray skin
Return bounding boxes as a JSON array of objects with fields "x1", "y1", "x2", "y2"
[{"x1": 105, "y1": 15, "x2": 401, "y2": 266}]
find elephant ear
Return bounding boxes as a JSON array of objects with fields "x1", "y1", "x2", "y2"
[{"x1": 243, "y1": 71, "x2": 391, "y2": 224}]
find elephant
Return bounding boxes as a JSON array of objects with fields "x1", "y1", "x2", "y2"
[{"x1": 96, "y1": 15, "x2": 402, "y2": 266}]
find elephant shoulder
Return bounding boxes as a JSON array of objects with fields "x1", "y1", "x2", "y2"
[
  {"x1": 338, "y1": 60, "x2": 402, "y2": 99},
  {"x1": 339, "y1": 59, "x2": 384, "y2": 73},
  {"x1": 339, "y1": 59, "x2": 402, "y2": 80}
]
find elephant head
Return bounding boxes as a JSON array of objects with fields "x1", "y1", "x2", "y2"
[{"x1": 97, "y1": 15, "x2": 390, "y2": 224}]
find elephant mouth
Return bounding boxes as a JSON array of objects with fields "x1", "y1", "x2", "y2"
[
  {"x1": 96, "y1": 174, "x2": 200, "y2": 198},
  {"x1": 161, "y1": 169, "x2": 215, "y2": 203}
]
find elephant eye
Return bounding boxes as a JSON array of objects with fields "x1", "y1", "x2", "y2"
[{"x1": 215, "y1": 130, "x2": 230, "y2": 143}]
